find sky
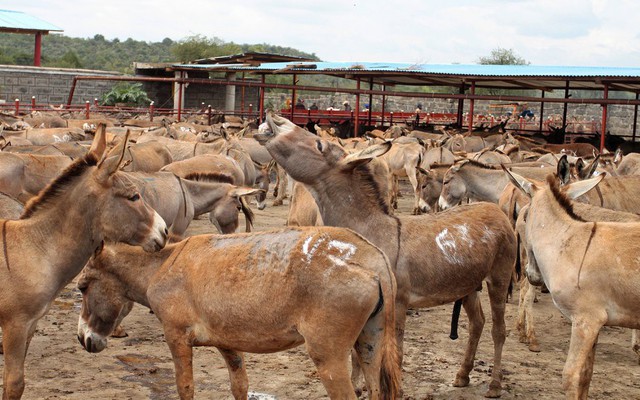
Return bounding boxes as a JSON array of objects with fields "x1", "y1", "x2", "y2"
[{"x1": 11, "y1": 0, "x2": 640, "y2": 67}]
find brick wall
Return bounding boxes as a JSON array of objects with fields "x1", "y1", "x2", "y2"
[{"x1": 0, "y1": 65, "x2": 120, "y2": 105}]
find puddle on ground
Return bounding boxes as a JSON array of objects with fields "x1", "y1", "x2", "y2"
[{"x1": 116, "y1": 353, "x2": 176, "y2": 400}]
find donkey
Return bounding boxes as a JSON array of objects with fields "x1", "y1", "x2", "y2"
[
  {"x1": 506, "y1": 171, "x2": 640, "y2": 399},
  {"x1": 77, "y1": 228, "x2": 401, "y2": 400},
  {"x1": 0, "y1": 192, "x2": 23, "y2": 220},
  {"x1": 381, "y1": 140, "x2": 428, "y2": 214},
  {"x1": 255, "y1": 113, "x2": 517, "y2": 398},
  {"x1": 0, "y1": 152, "x2": 74, "y2": 203},
  {"x1": 0, "y1": 125, "x2": 168, "y2": 399},
  {"x1": 126, "y1": 171, "x2": 260, "y2": 236},
  {"x1": 438, "y1": 159, "x2": 558, "y2": 210}
]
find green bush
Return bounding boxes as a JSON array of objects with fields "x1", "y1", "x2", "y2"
[{"x1": 101, "y1": 82, "x2": 151, "y2": 106}]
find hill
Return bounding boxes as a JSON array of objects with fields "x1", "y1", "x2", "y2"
[{"x1": 0, "y1": 33, "x2": 320, "y2": 74}]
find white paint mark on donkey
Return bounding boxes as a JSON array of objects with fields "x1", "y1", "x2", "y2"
[
  {"x1": 302, "y1": 235, "x2": 326, "y2": 264},
  {"x1": 326, "y1": 240, "x2": 357, "y2": 267},
  {"x1": 435, "y1": 227, "x2": 465, "y2": 265}
]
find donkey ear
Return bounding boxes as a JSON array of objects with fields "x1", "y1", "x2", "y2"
[
  {"x1": 230, "y1": 186, "x2": 263, "y2": 198},
  {"x1": 579, "y1": 155, "x2": 600, "y2": 179},
  {"x1": 502, "y1": 165, "x2": 538, "y2": 198},
  {"x1": 96, "y1": 130, "x2": 131, "y2": 182},
  {"x1": 556, "y1": 154, "x2": 571, "y2": 185},
  {"x1": 340, "y1": 141, "x2": 391, "y2": 169},
  {"x1": 613, "y1": 148, "x2": 624, "y2": 165},
  {"x1": 88, "y1": 123, "x2": 107, "y2": 160},
  {"x1": 564, "y1": 173, "x2": 606, "y2": 200}
]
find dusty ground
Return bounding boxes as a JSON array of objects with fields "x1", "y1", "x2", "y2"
[{"x1": 3, "y1": 182, "x2": 640, "y2": 399}]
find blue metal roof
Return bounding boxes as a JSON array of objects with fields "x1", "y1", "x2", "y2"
[
  {"x1": 174, "y1": 61, "x2": 640, "y2": 78},
  {"x1": 0, "y1": 9, "x2": 62, "y2": 32}
]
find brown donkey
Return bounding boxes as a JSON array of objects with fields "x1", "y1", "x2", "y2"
[
  {"x1": 255, "y1": 113, "x2": 517, "y2": 398},
  {"x1": 0, "y1": 125, "x2": 168, "y2": 399},
  {"x1": 507, "y1": 171, "x2": 640, "y2": 399},
  {"x1": 77, "y1": 228, "x2": 400, "y2": 400}
]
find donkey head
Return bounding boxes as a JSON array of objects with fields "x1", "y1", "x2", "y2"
[
  {"x1": 438, "y1": 160, "x2": 469, "y2": 210},
  {"x1": 76, "y1": 247, "x2": 135, "y2": 353},
  {"x1": 90, "y1": 126, "x2": 168, "y2": 252},
  {"x1": 255, "y1": 113, "x2": 390, "y2": 185},
  {"x1": 503, "y1": 167, "x2": 605, "y2": 286}
]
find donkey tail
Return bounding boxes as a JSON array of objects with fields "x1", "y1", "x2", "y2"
[{"x1": 379, "y1": 276, "x2": 401, "y2": 399}]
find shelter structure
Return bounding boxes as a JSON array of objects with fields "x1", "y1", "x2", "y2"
[
  {"x1": 68, "y1": 56, "x2": 640, "y2": 151},
  {"x1": 0, "y1": 9, "x2": 63, "y2": 67},
  {"x1": 167, "y1": 61, "x2": 640, "y2": 150}
]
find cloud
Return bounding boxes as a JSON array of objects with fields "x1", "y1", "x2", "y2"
[{"x1": 9, "y1": 0, "x2": 640, "y2": 67}]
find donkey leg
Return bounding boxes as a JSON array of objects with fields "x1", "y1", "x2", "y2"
[
  {"x1": 485, "y1": 279, "x2": 509, "y2": 398},
  {"x1": 307, "y1": 342, "x2": 357, "y2": 400},
  {"x1": 516, "y1": 276, "x2": 528, "y2": 343},
  {"x1": 578, "y1": 338, "x2": 598, "y2": 400},
  {"x1": 632, "y1": 329, "x2": 640, "y2": 365},
  {"x1": 562, "y1": 318, "x2": 602, "y2": 400},
  {"x1": 352, "y1": 310, "x2": 387, "y2": 399},
  {"x1": 2, "y1": 320, "x2": 38, "y2": 400},
  {"x1": 523, "y1": 281, "x2": 540, "y2": 352},
  {"x1": 453, "y1": 291, "x2": 485, "y2": 388},
  {"x1": 217, "y1": 348, "x2": 248, "y2": 400},
  {"x1": 164, "y1": 330, "x2": 196, "y2": 400}
]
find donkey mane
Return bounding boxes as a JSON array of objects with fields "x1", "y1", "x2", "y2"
[
  {"x1": 21, "y1": 152, "x2": 99, "y2": 219},
  {"x1": 546, "y1": 174, "x2": 586, "y2": 222},
  {"x1": 353, "y1": 163, "x2": 392, "y2": 216},
  {"x1": 461, "y1": 159, "x2": 501, "y2": 170},
  {"x1": 183, "y1": 172, "x2": 234, "y2": 184}
]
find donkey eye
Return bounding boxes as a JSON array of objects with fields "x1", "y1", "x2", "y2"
[
  {"x1": 128, "y1": 193, "x2": 140, "y2": 202},
  {"x1": 316, "y1": 140, "x2": 323, "y2": 152}
]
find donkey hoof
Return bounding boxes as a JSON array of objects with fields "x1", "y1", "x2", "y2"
[
  {"x1": 110, "y1": 325, "x2": 129, "y2": 338},
  {"x1": 453, "y1": 375, "x2": 470, "y2": 387},
  {"x1": 484, "y1": 381, "x2": 502, "y2": 398},
  {"x1": 528, "y1": 341, "x2": 541, "y2": 353},
  {"x1": 272, "y1": 200, "x2": 283, "y2": 207}
]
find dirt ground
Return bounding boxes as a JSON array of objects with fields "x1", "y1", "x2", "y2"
[{"x1": 3, "y1": 182, "x2": 640, "y2": 400}]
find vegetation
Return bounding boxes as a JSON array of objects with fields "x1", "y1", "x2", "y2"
[
  {"x1": 477, "y1": 47, "x2": 529, "y2": 66},
  {"x1": 0, "y1": 33, "x2": 318, "y2": 74},
  {"x1": 100, "y1": 82, "x2": 151, "y2": 106}
]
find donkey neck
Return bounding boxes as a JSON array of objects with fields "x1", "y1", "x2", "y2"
[
  {"x1": 458, "y1": 164, "x2": 508, "y2": 203},
  {"x1": 183, "y1": 179, "x2": 231, "y2": 215},
  {"x1": 105, "y1": 244, "x2": 176, "y2": 308},
  {"x1": 307, "y1": 173, "x2": 400, "y2": 265},
  {"x1": 14, "y1": 187, "x2": 104, "y2": 289}
]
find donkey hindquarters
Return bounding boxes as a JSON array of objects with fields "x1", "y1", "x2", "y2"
[{"x1": 144, "y1": 229, "x2": 400, "y2": 399}]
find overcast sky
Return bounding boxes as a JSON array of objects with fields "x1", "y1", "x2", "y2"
[{"x1": 11, "y1": 0, "x2": 640, "y2": 67}]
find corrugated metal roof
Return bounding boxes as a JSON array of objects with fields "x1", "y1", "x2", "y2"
[
  {"x1": 0, "y1": 9, "x2": 62, "y2": 32},
  {"x1": 174, "y1": 61, "x2": 640, "y2": 78},
  {"x1": 169, "y1": 61, "x2": 640, "y2": 92}
]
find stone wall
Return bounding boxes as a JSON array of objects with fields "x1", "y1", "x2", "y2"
[{"x1": 0, "y1": 65, "x2": 120, "y2": 105}]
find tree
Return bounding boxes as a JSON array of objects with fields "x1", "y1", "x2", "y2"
[{"x1": 478, "y1": 47, "x2": 529, "y2": 65}]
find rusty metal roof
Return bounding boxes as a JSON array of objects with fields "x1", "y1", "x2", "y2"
[
  {"x1": 0, "y1": 9, "x2": 62, "y2": 33},
  {"x1": 192, "y1": 52, "x2": 315, "y2": 66}
]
